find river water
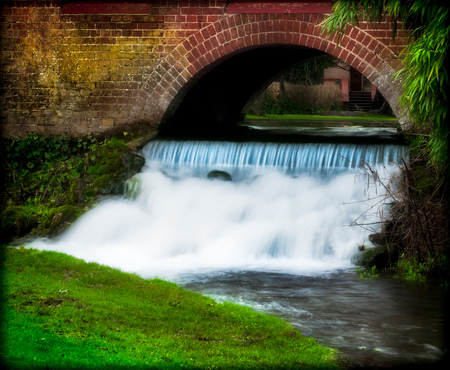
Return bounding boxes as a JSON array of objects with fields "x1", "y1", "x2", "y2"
[{"x1": 29, "y1": 137, "x2": 446, "y2": 367}]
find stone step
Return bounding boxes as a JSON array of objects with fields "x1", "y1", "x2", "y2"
[{"x1": 349, "y1": 91, "x2": 372, "y2": 111}]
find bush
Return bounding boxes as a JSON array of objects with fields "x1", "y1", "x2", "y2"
[
  {"x1": 247, "y1": 82, "x2": 344, "y2": 116},
  {"x1": 363, "y1": 136, "x2": 449, "y2": 282}
]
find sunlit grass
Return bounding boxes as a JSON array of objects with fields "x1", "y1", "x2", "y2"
[
  {"x1": 246, "y1": 113, "x2": 398, "y2": 121},
  {"x1": 1, "y1": 246, "x2": 341, "y2": 369}
]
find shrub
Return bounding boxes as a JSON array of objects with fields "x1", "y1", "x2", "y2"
[{"x1": 247, "y1": 82, "x2": 344, "y2": 116}]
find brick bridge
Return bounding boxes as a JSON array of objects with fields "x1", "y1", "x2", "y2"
[{"x1": 0, "y1": 1, "x2": 410, "y2": 137}]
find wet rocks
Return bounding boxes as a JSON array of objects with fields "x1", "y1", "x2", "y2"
[{"x1": 207, "y1": 170, "x2": 232, "y2": 181}]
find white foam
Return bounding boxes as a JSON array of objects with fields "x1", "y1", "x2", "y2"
[{"x1": 29, "y1": 163, "x2": 389, "y2": 281}]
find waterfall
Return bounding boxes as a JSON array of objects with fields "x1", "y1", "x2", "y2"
[
  {"x1": 30, "y1": 140, "x2": 408, "y2": 281},
  {"x1": 143, "y1": 140, "x2": 405, "y2": 178}
]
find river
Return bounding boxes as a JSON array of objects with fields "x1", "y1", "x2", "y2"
[{"x1": 30, "y1": 133, "x2": 446, "y2": 367}]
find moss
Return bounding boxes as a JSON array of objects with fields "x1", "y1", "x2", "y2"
[
  {"x1": 40, "y1": 205, "x2": 80, "y2": 237},
  {"x1": 92, "y1": 174, "x2": 114, "y2": 189},
  {"x1": 0, "y1": 206, "x2": 39, "y2": 243},
  {"x1": 87, "y1": 151, "x2": 123, "y2": 176},
  {"x1": 352, "y1": 244, "x2": 400, "y2": 269},
  {"x1": 83, "y1": 187, "x2": 97, "y2": 198}
]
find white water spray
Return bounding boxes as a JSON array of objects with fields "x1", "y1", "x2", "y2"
[{"x1": 30, "y1": 140, "x2": 407, "y2": 281}]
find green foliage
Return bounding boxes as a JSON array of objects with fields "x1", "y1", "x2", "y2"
[
  {"x1": 282, "y1": 56, "x2": 339, "y2": 85},
  {"x1": 0, "y1": 134, "x2": 145, "y2": 242},
  {"x1": 321, "y1": 0, "x2": 449, "y2": 167},
  {"x1": 356, "y1": 265, "x2": 380, "y2": 280},
  {"x1": 261, "y1": 91, "x2": 320, "y2": 115},
  {"x1": 1, "y1": 133, "x2": 99, "y2": 207},
  {"x1": 1, "y1": 247, "x2": 340, "y2": 369},
  {"x1": 394, "y1": 254, "x2": 428, "y2": 284}
]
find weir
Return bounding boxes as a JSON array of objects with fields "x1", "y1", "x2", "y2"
[
  {"x1": 143, "y1": 140, "x2": 406, "y2": 179},
  {"x1": 31, "y1": 136, "x2": 408, "y2": 279}
]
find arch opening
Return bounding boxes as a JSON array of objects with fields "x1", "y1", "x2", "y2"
[
  {"x1": 159, "y1": 45, "x2": 327, "y2": 137},
  {"x1": 158, "y1": 45, "x2": 396, "y2": 140}
]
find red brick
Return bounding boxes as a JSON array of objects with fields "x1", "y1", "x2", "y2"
[
  {"x1": 203, "y1": 38, "x2": 213, "y2": 52},
  {"x1": 194, "y1": 32, "x2": 205, "y2": 44},
  {"x1": 181, "y1": 22, "x2": 202, "y2": 30},
  {"x1": 258, "y1": 20, "x2": 267, "y2": 33},
  {"x1": 223, "y1": 29, "x2": 231, "y2": 42},
  {"x1": 317, "y1": 39, "x2": 327, "y2": 51},
  {"x1": 299, "y1": 22, "x2": 307, "y2": 34},
  {"x1": 313, "y1": 37, "x2": 321, "y2": 49},
  {"x1": 228, "y1": 16, "x2": 236, "y2": 28},
  {"x1": 337, "y1": 48, "x2": 349, "y2": 60},
  {"x1": 205, "y1": 24, "x2": 216, "y2": 37},
  {"x1": 237, "y1": 38, "x2": 246, "y2": 49},
  {"x1": 224, "y1": 42, "x2": 233, "y2": 54},
  {"x1": 229, "y1": 26, "x2": 237, "y2": 39},
  {"x1": 300, "y1": 34, "x2": 308, "y2": 45},
  {"x1": 207, "y1": 15, "x2": 219, "y2": 23},
  {"x1": 203, "y1": 7, "x2": 224, "y2": 15},
  {"x1": 191, "y1": 58, "x2": 203, "y2": 72},
  {"x1": 204, "y1": 51, "x2": 214, "y2": 64},
  {"x1": 210, "y1": 47, "x2": 220, "y2": 60},
  {"x1": 286, "y1": 32, "x2": 293, "y2": 44},
  {"x1": 347, "y1": 53, "x2": 355, "y2": 65},
  {"x1": 181, "y1": 8, "x2": 203, "y2": 15},
  {"x1": 216, "y1": 31, "x2": 225, "y2": 44},
  {"x1": 216, "y1": 44, "x2": 226, "y2": 58},
  {"x1": 197, "y1": 42, "x2": 207, "y2": 56},
  {"x1": 237, "y1": 25, "x2": 245, "y2": 38}
]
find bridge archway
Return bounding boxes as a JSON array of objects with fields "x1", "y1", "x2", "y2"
[{"x1": 129, "y1": 13, "x2": 405, "y2": 133}]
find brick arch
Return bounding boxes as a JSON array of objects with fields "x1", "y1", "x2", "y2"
[{"x1": 130, "y1": 13, "x2": 406, "y2": 129}]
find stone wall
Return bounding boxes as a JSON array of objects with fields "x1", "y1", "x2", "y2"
[{"x1": 0, "y1": 1, "x2": 410, "y2": 137}]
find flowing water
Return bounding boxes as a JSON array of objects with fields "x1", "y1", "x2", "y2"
[{"x1": 29, "y1": 138, "x2": 446, "y2": 367}]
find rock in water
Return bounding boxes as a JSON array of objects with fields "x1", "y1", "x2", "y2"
[{"x1": 207, "y1": 170, "x2": 232, "y2": 181}]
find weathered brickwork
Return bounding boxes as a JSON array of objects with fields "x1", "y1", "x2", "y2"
[{"x1": 0, "y1": 0, "x2": 411, "y2": 137}]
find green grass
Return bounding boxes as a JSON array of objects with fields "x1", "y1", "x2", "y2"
[
  {"x1": 245, "y1": 114, "x2": 398, "y2": 121},
  {"x1": 1, "y1": 247, "x2": 341, "y2": 369}
]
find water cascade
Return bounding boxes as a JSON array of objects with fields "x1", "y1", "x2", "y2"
[
  {"x1": 31, "y1": 140, "x2": 407, "y2": 281},
  {"x1": 30, "y1": 139, "x2": 447, "y2": 366}
]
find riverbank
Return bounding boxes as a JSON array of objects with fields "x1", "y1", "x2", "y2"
[
  {"x1": 1, "y1": 133, "x2": 342, "y2": 368},
  {"x1": 0, "y1": 133, "x2": 150, "y2": 244},
  {"x1": 1, "y1": 246, "x2": 341, "y2": 369},
  {"x1": 244, "y1": 112, "x2": 398, "y2": 123}
]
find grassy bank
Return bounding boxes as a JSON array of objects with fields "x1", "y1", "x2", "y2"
[
  {"x1": 245, "y1": 113, "x2": 398, "y2": 122},
  {"x1": 1, "y1": 246, "x2": 340, "y2": 369}
]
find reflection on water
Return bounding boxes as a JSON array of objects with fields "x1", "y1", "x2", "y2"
[{"x1": 182, "y1": 270, "x2": 445, "y2": 368}]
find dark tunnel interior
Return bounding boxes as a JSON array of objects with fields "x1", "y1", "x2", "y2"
[{"x1": 159, "y1": 46, "x2": 327, "y2": 137}]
